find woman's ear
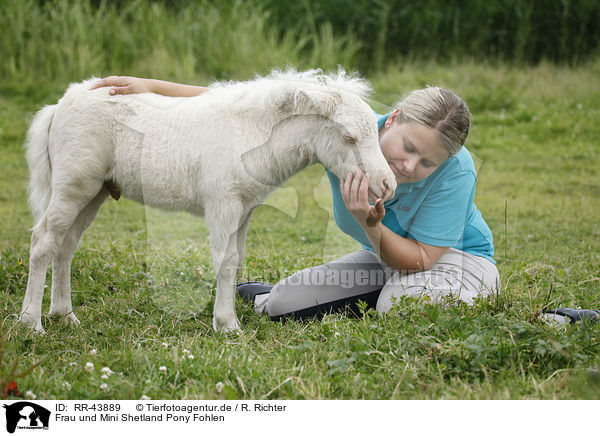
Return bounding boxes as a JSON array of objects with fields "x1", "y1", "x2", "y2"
[{"x1": 386, "y1": 108, "x2": 401, "y2": 124}]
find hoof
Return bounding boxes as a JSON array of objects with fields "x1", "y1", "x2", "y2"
[
  {"x1": 49, "y1": 310, "x2": 80, "y2": 326},
  {"x1": 213, "y1": 315, "x2": 242, "y2": 333},
  {"x1": 18, "y1": 313, "x2": 45, "y2": 334},
  {"x1": 64, "y1": 313, "x2": 81, "y2": 326},
  {"x1": 60, "y1": 313, "x2": 81, "y2": 326}
]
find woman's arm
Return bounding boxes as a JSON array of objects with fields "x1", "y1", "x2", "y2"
[
  {"x1": 361, "y1": 223, "x2": 448, "y2": 271},
  {"x1": 91, "y1": 75, "x2": 208, "y2": 97},
  {"x1": 340, "y1": 170, "x2": 448, "y2": 271},
  {"x1": 148, "y1": 78, "x2": 208, "y2": 97}
]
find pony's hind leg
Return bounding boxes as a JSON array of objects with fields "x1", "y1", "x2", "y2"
[
  {"x1": 48, "y1": 185, "x2": 110, "y2": 324},
  {"x1": 20, "y1": 180, "x2": 105, "y2": 333}
]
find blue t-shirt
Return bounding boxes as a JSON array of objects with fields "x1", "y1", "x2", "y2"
[{"x1": 326, "y1": 113, "x2": 495, "y2": 264}]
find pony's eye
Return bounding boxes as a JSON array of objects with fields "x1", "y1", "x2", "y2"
[{"x1": 343, "y1": 134, "x2": 357, "y2": 143}]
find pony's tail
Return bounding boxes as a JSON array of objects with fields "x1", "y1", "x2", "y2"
[{"x1": 25, "y1": 104, "x2": 56, "y2": 226}]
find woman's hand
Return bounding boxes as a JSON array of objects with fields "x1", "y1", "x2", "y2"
[
  {"x1": 91, "y1": 76, "x2": 208, "y2": 97},
  {"x1": 340, "y1": 169, "x2": 386, "y2": 228},
  {"x1": 91, "y1": 76, "x2": 152, "y2": 95}
]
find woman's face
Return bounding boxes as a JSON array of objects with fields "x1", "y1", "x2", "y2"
[{"x1": 379, "y1": 109, "x2": 449, "y2": 184}]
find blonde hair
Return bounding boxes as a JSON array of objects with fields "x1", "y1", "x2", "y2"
[{"x1": 393, "y1": 87, "x2": 471, "y2": 156}]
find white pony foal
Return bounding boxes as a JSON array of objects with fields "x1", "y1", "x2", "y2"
[{"x1": 19, "y1": 69, "x2": 396, "y2": 333}]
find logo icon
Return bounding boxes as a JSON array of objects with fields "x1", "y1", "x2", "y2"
[{"x1": 2, "y1": 402, "x2": 50, "y2": 433}]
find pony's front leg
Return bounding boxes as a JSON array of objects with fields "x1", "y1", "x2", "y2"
[{"x1": 206, "y1": 202, "x2": 251, "y2": 333}]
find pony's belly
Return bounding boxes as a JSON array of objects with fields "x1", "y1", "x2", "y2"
[{"x1": 109, "y1": 163, "x2": 206, "y2": 216}]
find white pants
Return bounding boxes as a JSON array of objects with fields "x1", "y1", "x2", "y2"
[{"x1": 256, "y1": 248, "x2": 500, "y2": 318}]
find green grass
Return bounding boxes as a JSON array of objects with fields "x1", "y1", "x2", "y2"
[
  {"x1": 1, "y1": 59, "x2": 599, "y2": 399},
  {"x1": 261, "y1": 0, "x2": 600, "y2": 66},
  {"x1": 2, "y1": 0, "x2": 599, "y2": 84},
  {"x1": 0, "y1": 0, "x2": 361, "y2": 89}
]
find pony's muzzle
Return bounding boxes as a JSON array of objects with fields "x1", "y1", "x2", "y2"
[
  {"x1": 380, "y1": 178, "x2": 396, "y2": 201},
  {"x1": 368, "y1": 178, "x2": 395, "y2": 202}
]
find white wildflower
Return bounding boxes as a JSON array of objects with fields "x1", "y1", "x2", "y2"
[
  {"x1": 100, "y1": 367, "x2": 113, "y2": 378},
  {"x1": 100, "y1": 383, "x2": 108, "y2": 390},
  {"x1": 181, "y1": 349, "x2": 195, "y2": 360},
  {"x1": 140, "y1": 395, "x2": 151, "y2": 400},
  {"x1": 216, "y1": 382, "x2": 224, "y2": 393},
  {"x1": 85, "y1": 362, "x2": 95, "y2": 372},
  {"x1": 161, "y1": 342, "x2": 169, "y2": 349},
  {"x1": 25, "y1": 390, "x2": 36, "y2": 400},
  {"x1": 62, "y1": 381, "x2": 72, "y2": 391},
  {"x1": 159, "y1": 366, "x2": 167, "y2": 375},
  {"x1": 89, "y1": 349, "x2": 97, "y2": 356}
]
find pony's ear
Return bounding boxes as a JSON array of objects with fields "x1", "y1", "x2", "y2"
[{"x1": 289, "y1": 88, "x2": 341, "y2": 117}]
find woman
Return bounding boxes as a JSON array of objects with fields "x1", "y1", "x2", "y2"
[{"x1": 93, "y1": 75, "x2": 500, "y2": 320}]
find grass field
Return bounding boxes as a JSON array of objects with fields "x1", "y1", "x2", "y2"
[{"x1": 0, "y1": 59, "x2": 599, "y2": 400}]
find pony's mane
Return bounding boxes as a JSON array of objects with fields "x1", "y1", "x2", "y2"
[
  {"x1": 265, "y1": 68, "x2": 372, "y2": 99},
  {"x1": 210, "y1": 67, "x2": 373, "y2": 100}
]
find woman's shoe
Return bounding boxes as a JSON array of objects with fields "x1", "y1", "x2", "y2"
[
  {"x1": 543, "y1": 308, "x2": 600, "y2": 324},
  {"x1": 236, "y1": 281, "x2": 274, "y2": 304}
]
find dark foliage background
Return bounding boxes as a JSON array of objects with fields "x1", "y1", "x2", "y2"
[
  {"x1": 85, "y1": 0, "x2": 600, "y2": 66},
  {"x1": 260, "y1": 0, "x2": 600, "y2": 66}
]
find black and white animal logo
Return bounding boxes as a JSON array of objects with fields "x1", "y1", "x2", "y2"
[{"x1": 2, "y1": 402, "x2": 50, "y2": 433}]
